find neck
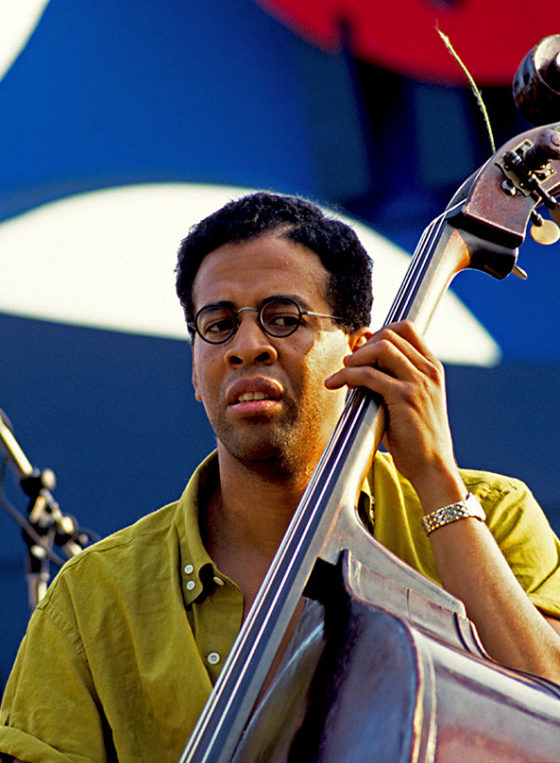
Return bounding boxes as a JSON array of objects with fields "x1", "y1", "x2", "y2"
[
  {"x1": 202, "y1": 446, "x2": 318, "y2": 611},
  {"x1": 216, "y1": 447, "x2": 314, "y2": 550}
]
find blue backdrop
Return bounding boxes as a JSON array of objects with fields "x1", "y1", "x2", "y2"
[{"x1": 1, "y1": 1, "x2": 559, "y2": 687}]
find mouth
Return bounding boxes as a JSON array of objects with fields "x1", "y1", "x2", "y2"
[
  {"x1": 226, "y1": 378, "x2": 283, "y2": 408},
  {"x1": 236, "y1": 391, "x2": 270, "y2": 403}
]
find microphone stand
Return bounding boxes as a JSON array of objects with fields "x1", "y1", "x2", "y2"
[{"x1": 0, "y1": 408, "x2": 100, "y2": 610}]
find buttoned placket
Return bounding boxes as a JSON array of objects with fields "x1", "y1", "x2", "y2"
[{"x1": 182, "y1": 558, "x2": 243, "y2": 682}]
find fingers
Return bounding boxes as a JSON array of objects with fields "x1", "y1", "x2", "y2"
[
  {"x1": 325, "y1": 320, "x2": 442, "y2": 394},
  {"x1": 349, "y1": 321, "x2": 438, "y2": 374},
  {"x1": 325, "y1": 320, "x2": 460, "y2": 501}
]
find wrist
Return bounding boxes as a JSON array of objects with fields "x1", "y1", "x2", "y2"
[
  {"x1": 410, "y1": 463, "x2": 467, "y2": 515},
  {"x1": 421, "y1": 493, "x2": 486, "y2": 535}
]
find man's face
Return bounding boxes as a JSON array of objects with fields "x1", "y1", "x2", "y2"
[{"x1": 191, "y1": 234, "x2": 366, "y2": 477}]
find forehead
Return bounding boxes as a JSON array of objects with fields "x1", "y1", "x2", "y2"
[{"x1": 192, "y1": 235, "x2": 331, "y2": 310}]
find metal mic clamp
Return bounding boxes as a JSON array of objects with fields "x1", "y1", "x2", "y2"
[{"x1": 0, "y1": 407, "x2": 100, "y2": 609}]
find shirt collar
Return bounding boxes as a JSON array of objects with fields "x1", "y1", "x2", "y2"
[
  {"x1": 176, "y1": 451, "x2": 224, "y2": 606},
  {"x1": 175, "y1": 451, "x2": 376, "y2": 606}
]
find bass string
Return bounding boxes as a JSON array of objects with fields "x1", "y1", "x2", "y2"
[{"x1": 385, "y1": 210, "x2": 450, "y2": 324}]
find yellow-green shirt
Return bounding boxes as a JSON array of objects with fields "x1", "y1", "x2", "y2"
[{"x1": 1, "y1": 452, "x2": 559, "y2": 762}]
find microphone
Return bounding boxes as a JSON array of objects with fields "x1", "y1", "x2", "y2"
[
  {"x1": 0, "y1": 409, "x2": 83, "y2": 557},
  {"x1": 0, "y1": 408, "x2": 34, "y2": 480}
]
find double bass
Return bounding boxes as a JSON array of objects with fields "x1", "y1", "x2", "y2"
[{"x1": 181, "y1": 36, "x2": 560, "y2": 761}]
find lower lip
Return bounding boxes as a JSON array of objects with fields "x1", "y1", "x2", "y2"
[{"x1": 229, "y1": 399, "x2": 281, "y2": 415}]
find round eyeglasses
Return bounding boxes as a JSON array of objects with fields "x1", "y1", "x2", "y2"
[{"x1": 190, "y1": 297, "x2": 341, "y2": 344}]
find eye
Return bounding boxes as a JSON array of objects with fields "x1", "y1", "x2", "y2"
[
  {"x1": 268, "y1": 314, "x2": 299, "y2": 328},
  {"x1": 206, "y1": 318, "x2": 235, "y2": 335},
  {"x1": 197, "y1": 307, "x2": 236, "y2": 340},
  {"x1": 261, "y1": 299, "x2": 301, "y2": 335}
]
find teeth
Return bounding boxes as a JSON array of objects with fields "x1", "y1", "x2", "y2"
[{"x1": 237, "y1": 392, "x2": 267, "y2": 403}]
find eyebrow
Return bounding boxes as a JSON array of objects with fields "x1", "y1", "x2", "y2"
[{"x1": 197, "y1": 294, "x2": 313, "y2": 312}]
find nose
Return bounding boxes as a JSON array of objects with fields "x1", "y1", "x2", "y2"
[{"x1": 223, "y1": 310, "x2": 278, "y2": 368}]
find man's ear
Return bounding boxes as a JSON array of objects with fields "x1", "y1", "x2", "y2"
[{"x1": 347, "y1": 326, "x2": 372, "y2": 352}]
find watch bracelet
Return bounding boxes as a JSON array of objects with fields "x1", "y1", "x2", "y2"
[{"x1": 421, "y1": 493, "x2": 485, "y2": 535}]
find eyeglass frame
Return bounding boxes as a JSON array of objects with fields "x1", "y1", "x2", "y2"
[{"x1": 188, "y1": 296, "x2": 342, "y2": 345}]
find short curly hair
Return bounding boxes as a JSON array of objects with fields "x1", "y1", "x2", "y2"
[{"x1": 175, "y1": 192, "x2": 373, "y2": 337}]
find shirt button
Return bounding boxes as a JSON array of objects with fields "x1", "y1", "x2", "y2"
[
  {"x1": 213, "y1": 576, "x2": 224, "y2": 586},
  {"x1": 207, "y1": 652, "x2": 221, "y2": 665},
  {"x1": 184, "y1": 564, "x2": 194, "y2": 574},
  {"x1": 186, "y1": 580, "x2": 196, "y2": 591}
]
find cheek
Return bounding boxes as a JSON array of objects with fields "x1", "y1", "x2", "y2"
[
  {"x1": 191, "y1": 355, "x2": 200, "y2": 401},
  {"x1": 298, "y1": 345, "x2": 344, "y2": 404},
  {"x1": 191, "y1": 347, "x2": 217, "y2": 404},
  {"x1": 308, "y1": 336, "x2": 347, "y2": 377}
]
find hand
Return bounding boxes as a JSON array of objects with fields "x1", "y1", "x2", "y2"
[{"x1": 325, "y1": 320, "x2": 465, "y2": 506}]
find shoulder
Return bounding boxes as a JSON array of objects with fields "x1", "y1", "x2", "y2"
[
  {"x1": 36, "y1": 501, "x2": 184, "y2": 618},
  {"x1": 368, "y1": 452, "x2": 560, "y2": 602},
  {"x1": 37, "y1": 453, "x2": 219, "y2": 619},
  {"x1": 372, "y1": 451, "x2": 535, "y2": 508},
  {"x1": 59, "y1": 500, "x2": 181, "y2": 571},
  {"x1": 370, "y1": 451, "x2": 550, "y2": 543},
  {"x1": 371, "y1": 451, "x2": 556, "y2": 556},
  {"x1": 459, "y1": 466, "x2": 534, "y2": 503},
  {"x1": 44, "y1": 451, "x2": 219, "y2": 599}
]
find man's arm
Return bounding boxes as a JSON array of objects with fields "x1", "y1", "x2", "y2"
[
  {"x1": 326, "y1": 320, "x2": 560, "y2": 683},
  {"x1": 548, "y1": 616, "x2": 560, "y2": 637}
]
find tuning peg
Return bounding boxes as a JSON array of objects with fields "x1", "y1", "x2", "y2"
[
  {"x1": 512, "y1": 264, "x2": 528, "y2": 279},
  {"x1": 530, "y1": 211, "x2": 560, "y2": 245}
]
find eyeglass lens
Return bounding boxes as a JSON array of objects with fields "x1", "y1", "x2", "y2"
[{"x1": 196, "y1": 298, "x2": 302, "y2": 343}]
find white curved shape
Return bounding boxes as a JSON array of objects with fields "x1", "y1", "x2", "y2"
[
  {"x1": 0, "y1": 182, "x2": 500, "y2": 366},
  {"x1": 0, "y1": 1, "x2": 51, "y2": 80}
]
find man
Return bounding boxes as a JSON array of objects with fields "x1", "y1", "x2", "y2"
[{"x1": 1, "y1": 192, "x2": 560, "y2": 762}]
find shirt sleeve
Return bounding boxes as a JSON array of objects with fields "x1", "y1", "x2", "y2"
[
  {"x1": 467, "y1": 470, "x2": 560, "y2": 619},
  {"x1": 371, "y1": 453, "x2": 560, "y2": 619},
  {"x1": 0, "y1": 592, "x2": 113, "y2": 762}
]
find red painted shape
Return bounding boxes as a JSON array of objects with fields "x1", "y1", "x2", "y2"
[{"x1": 255, "y1": 0, "x2": 554, "y2": 85}]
